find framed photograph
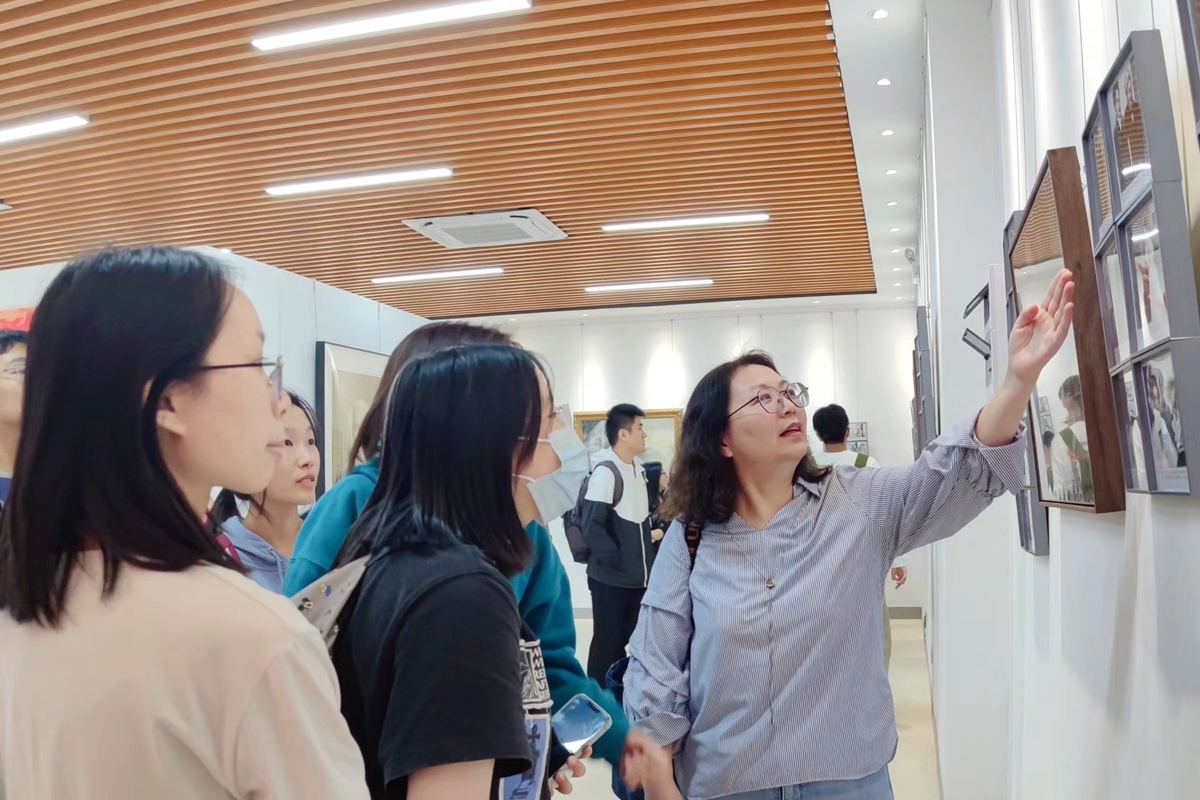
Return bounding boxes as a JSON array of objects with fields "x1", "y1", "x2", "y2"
[
  {"x1": 1008, "y1": 148, "x2": 1125, "y2": 513},
  {"x1": 848, "y1": 422, "x2": 868, "y2": 440},
  {"x1": 1083, "y1": 29, "x2": 1200, "y2": 496},
  {"x1": 574, "y1": 408, "x2": 682, "y2": 473},
  {"x1": 315, "y1": 342, "x2": 390, "y2": 496},
  {"x1": 0, "y1": 307, "x2": 34, "y2": 331}
]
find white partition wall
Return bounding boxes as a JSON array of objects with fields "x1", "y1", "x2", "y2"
[
  {"x1": 0, "y1": 247, "x2": 426, "y2": 407},
  {"x1": 509, "y1": 306, "x2": 921, "y2": 611}
]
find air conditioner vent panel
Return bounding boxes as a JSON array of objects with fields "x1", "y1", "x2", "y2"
[{"x1": 404, "y1": 208, "x2": 568, "y2": 249}]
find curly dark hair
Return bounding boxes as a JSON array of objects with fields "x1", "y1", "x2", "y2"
[{"x1": 661, "y1": 351, "x2": 828, "y2": 527}]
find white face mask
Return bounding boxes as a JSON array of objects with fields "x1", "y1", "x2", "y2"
[{"x1": 515, "y1": 405, "x2": 591, "y2": 523}]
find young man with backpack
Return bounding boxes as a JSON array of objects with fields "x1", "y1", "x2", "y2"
[
  {"x1": 811, "y1": 403, "x2": 880, "y2": 470},
  {"x1": 575, "y1": 404, "x2": 661, "y2": 685}
]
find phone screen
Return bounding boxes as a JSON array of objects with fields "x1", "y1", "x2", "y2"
[{"x1": 551, "y1": 695, "x2": 611, "y2": 755}]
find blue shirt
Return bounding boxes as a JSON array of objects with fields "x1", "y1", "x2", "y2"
[
  {"x1": 0, "y1": 474, "x2": 10, "y2": 508},
  {"x1": 623, "y1": 413, "x2": 1025, "y2": 799},
  {"x1": 221, "y1": 517, "x2": 289, "y2": 594}
]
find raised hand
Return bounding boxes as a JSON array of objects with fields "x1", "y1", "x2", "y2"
[{"x1": 1007, "y1": 268, "x2": 1075, "y2": 387}]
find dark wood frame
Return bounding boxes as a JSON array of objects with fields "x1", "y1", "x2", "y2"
[
  {"x1": 1007, "y1": 148, "x2": 1126, "y2": 514},
  {"x1": 1083, "y1": 29, "x2": 1200, "y2": 495},
  {"x1": 1003, "y1": 211, "x2": 1050, "y2": 554}
]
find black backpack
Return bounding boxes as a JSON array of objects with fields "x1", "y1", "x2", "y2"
[{"x1": 563, "y1": 461, "x2": 623, "y2": 564}]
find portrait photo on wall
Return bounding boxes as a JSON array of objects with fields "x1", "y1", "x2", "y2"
[
  {"x1": 574, "y1": 408, "x2": 682, "y2": 472},
  {"x1": 315, "y1": 342, "x2": 390, "y2": 495}
]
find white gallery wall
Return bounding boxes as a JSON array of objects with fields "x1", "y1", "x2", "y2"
[
  {"x1": 505, "y1": 305, "x2": 921, "y2": 611},
  {"x1": 922, "y1": 1, "x2": 1200, "y2": 799},
  {"x1": 0, "y1": 246, "x2": 425, "y2": 405}
]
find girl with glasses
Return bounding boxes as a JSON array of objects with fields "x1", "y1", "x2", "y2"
[
  {"x1": 625, "y1": 271, "x2": 1076, "y2": 800},
  {"x1": 0, "y1": 246, "x2": 369, "y2": 800}
]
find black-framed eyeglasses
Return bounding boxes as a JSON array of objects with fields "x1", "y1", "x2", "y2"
[
  {"x1": 728, "y1": 382, "x2": 810, "y2": 419},
  {"x1": 196, "y1": 357, "x2": 283, "y2": 401}
]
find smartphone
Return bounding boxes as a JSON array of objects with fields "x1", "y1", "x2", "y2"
[{"x1": 551, "y1": 694, "x2": 613, "y2": 756}]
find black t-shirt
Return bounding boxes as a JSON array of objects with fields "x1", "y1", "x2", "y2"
[{"x1": 332, "y1": 541, "x2": 550, "y2": 800}]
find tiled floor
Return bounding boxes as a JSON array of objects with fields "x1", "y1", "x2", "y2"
[{"x1": 568, "y1": 617, "x2": 941, "y2": 800}]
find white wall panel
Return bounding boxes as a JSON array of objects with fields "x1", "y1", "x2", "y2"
[
  {"x1": 378, "y1": 303, "x2": 425, "y2": 355},
  {"x1": 518, "y1": 323, "x2": 586, "y2": 412},
  {"x1": 276, "y1": 269, "x2": 318, "y2": 403},
  {"x1": 759, "y1": 312, "x2": 836, "y2": 413},
  {"x1": 314, "y1": 282, "x2": 382, "y2": 354},
  {"x1": 580, "y1": 320, "x2": 674, "y2": 411},
  {"x1": 669, "y1": 315, "x2": 744, "y2": 398}
]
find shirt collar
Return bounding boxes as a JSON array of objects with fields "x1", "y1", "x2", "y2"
[{"x1": 794, "y1": 471, "x2": 825, "y2": 499}]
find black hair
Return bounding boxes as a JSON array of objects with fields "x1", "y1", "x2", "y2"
[
  {"x1": 211, "y1": 390, "x2": 320, "y2": 525},
  {"x1": 336, "y1": 344, "x2": 545, "y2": 578},
  {"x1": 347, "y1": 322, "x2": 513, "y2": 471},
  {"x1": 812, "y1": 404, "x2": 850, "y2": 445},
  {"x1": 0, "y1": 246, "x2": 239, "y2": 626},
  {"x1": 662, "y1": 351, "x2": 828, "y2": 526},
  {"x1": 606, "y1": 403, "x2": 646, "y2": 446},
  {"x1": 0, "y1": 330, "x2": 26, "y2": 356}
]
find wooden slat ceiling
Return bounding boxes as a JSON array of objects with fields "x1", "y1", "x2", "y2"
[{"x1": 0, "y1": 0, "x2": 874, "y2": 318}]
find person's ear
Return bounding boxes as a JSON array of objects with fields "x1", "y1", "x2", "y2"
[
  {"x1": 155, "y1": 379, "x2": 189, "y2": 438},
  {"x1": 721, "y1": 432, "x2": 734, "y2": 459}
]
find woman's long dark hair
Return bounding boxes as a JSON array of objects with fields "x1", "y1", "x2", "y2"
[
  {"x1": 662, "y1": 351, "x2": 828, "y2": 527},
  {"x1": 336, "y1": 344, "x2": 544, "y2": 578},
  {"x1": 346, "y1": 322, "x2": 513, "y2": 472},
  {"x1": 211, "y1": 390, "x2": 320, "y2": 525},
  {"x1": 0, "y1": 246, "x2": 240, "y2": 626}
]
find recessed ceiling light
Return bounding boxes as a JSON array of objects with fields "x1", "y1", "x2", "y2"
[
  {"x1": 266, "y1": 167, "x2": 451, "y2": 196},
  {"x1": 252, "y1": 0, "x2": 532, "y2": 51},
  {"x1": 887, "y1": 201, "x2": 897, "y2": 207},
  {"x1": 219, "y1": 248, "x2": 232, "y2": 253},
  {"x1": 585, "y1": 278, "x2": 714, "y2": 294},
  {"x1": 881, "y1": 130, "x2": 895, "y2": 136},
  {"x1": 813, "y1": 300, "x2": 821, "y2": 304},
  {"x1": 371, "y1": 266, "x2": 503, "y2": 285},
  {"x1": 0, "y1": 114, "x2": 89, "y2": 146},
  {"x1": 601, "y1": 213, "x2": 768, "y2": 232},
  {"x1": 734, "y1": 304, "x2": 742, "y2": 308},
  {"x1": 885, "y1": 169, "x2": 898, "y2": 175},
  {"x1": 891, "y1": 248, "x2": 901, "y2": 253},
  {"x1": 890, "y1": 227, "x2": 900, "y2": 232},
  {"x1": 877, "y1": 78, "x2": 892, "y2": 86},
  {"x1": 582, "y1": 313, "x2": 589, "y2": 317},
  {"x1": 509, "y1": 318, "x2": 516, "y2": 322},
  {"x1": 893, "y1": 267, "x2": 901, "y2": 271},
  {"x1": 894, "y1": 295, "x2": 902, "y2": 300},
  {"x1": 871, "y1": 9, "x2": 889, "y2": 19},
  {"x1": 894, "y1": 282, "x2": 903, "y2": 287}
]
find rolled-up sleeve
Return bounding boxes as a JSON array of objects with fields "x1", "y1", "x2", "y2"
[
  {"x1": 841, "y1": 410, "x2": 1026, "y2": 559},
  {"x1": 623, "y1": 521, "x2": 693, "y2": 749}
]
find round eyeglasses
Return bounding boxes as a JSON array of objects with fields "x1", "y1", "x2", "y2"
[{"x1": 728, "y1": 382, "x2": 810, "y2": 419}]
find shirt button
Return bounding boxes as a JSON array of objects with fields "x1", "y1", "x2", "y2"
[{"x1": 766, "y1": 578, "x2": 776, "y2": 589}]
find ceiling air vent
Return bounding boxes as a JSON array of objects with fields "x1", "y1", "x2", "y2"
[{"x1": 403, "y1": 208, "x2": 568, "y2": 249}]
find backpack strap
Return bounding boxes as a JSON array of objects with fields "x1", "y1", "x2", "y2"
[
  {"x1": 594, "y1": 460, "x2": 624, "y2": 506},
  {"x1": 684, "y1": 520, "x2": 702, "y2": 571},
  {"x1": 854, "y1": 452, "x2": 869, "y2": 469}
]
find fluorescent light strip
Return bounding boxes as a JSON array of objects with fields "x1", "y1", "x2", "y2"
[
  {"x1": 266, "y1": 167, "x2": 451, "y2": 196},
  {"x1": 1121, "y1": 163, "x2": 1151, "y2": 176},
  {"x1": 585, "y1": 278, "x2": 713, "y2": 294},
  {"x1": 0, "y1": 114, "x2": 88, "y2": 145},
  {"x1": 372, "y1": 266, "x2": 503, "y2": 285},
  {"x1": 252, "y1": 0, "x2": 532, "y2": 50},
  {"x1": 602, "y1": 213, "x2": 768, "y2": 232},
  {"x1": 1131, "y1": 228, "x2": 1159, "y2": 243}
]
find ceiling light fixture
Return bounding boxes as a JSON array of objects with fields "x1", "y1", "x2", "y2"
[
  {"x1": 891, "y1": 248, "x2": 901, "y2": 253},
  {"x1": 887, "y1": 201, "x2": 897, "y2": 207},
  {"x1": 1131, "y1": 228, "x2": 1159, "y2": 243},
  {"x1": 266, "y1": 166, "x2": 451, "y2": 196},
  {"x1": 585, "y1": 278, "x2": 714, "y2": 294},
  {"x1": 894, "y1": 282, "x2": 903, "y2": 287},
  {"x1": 890, "y1": 227, "x2": 900, "y2": 232},
  {"x1": 885, "y1": 169, "x2": 898, "y2": 175},
  {"x1": 252, "y1": 0, "x2": 532, "y2": 51},
  {"x1": 813, "y1": 300, "x2": 821, "y2": 304},
  {"x1": 219, "y1": 248, "x2": 232, "y2": 253},
  {"x1": 0, "y1": 114, "x2": 89, "y2": 146},
  {"x1": 882, "y1": 130, "x2": 895, "y2": 136},
  {"x1": 601, "y1": 213, "x2": 768, "y2": 232},
  {"x1": 893, "y1": 267, "x2": 901, "y2": 271},
  {"x1": 894, "y1": 295, "x2": 903, "y2": 300},
  {"x1": 871, "y1": 9, "x2": 889, "y2": 19},
  {"x1": 371, "y1": 266, "x2": 503, "y2": 285},
  {"x1": 877, "y1": 78, "x2": 892, "y2": 86}
]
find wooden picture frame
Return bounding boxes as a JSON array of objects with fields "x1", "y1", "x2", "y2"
[
  {"x1": 1007, "y1": 148, "x2": 1125, "y2": 514},
  {"x1": 574, "y1": 408, "x2": 683, "y2": 472}
]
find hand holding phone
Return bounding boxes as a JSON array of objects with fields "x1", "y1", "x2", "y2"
[{"x1": 551, "y1": 694, "x2": 612, "y2": 757}]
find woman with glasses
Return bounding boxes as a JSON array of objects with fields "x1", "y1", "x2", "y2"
[
  {"x1": 626, "y1": 271, "x2": 1076, "y2": 800},
  {"x1": 0, "y1": 329, "x2": 26, "y2": 514},
  {"x1": 0, "y1": 247, "x2": 368, "y2": 800}
]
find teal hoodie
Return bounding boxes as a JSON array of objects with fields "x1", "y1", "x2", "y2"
[{"x1": 284, "y1": 458, "x2": 630, "y2": 766}]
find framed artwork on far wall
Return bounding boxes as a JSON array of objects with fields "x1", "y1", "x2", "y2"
[
  {"x1": 315, "y1": 342, "x2": 390, "y2": 497},
  {"x1": 574, "y1": 409, "x2": 683, "y2": 473},
  {"x1": 1007, "y1": 147, "x2": 1125, "y2": 514},
  {"x1": 0, "y1": 308, "x2": 34, "y2": 331}
]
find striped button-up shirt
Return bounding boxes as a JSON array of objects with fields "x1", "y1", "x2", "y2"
[{"x1": 623, "y1": 413, "x2": 1025, "y2": 799}]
